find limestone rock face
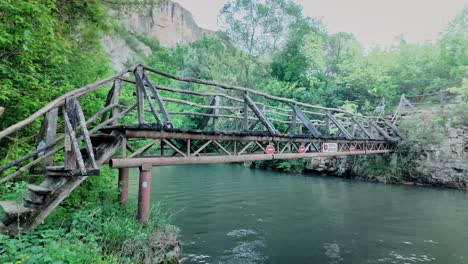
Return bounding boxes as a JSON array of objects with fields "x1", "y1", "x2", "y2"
[
  {"x1": 413, "y1": 125, "x2": 468, "y2": 188},
  {"x1": 102, "y1": 0, "x2": 212, "y2": 71},
  {"x1": 111, "y1": 0, "x2": 212, "y2": 48}
]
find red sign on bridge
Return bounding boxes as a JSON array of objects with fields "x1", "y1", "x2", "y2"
[
  {"x1": 266, "y1": 145, "x2": 275, "y2": 154},
  {"x1": 299, "y1": 145, "x2": 306, "y2": 153}
]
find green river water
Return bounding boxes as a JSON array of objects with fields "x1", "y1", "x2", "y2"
[{"x1": 129, "y1": 164, "x2": 468, "y2": 263}]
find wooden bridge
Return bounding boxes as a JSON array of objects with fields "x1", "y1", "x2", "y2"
[{"x1": 0, "y1": 64, "x2": 399, "y2": 235}]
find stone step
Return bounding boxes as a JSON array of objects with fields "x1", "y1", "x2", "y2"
[
  {"x1": 27, "y1": 184, "x2": 51, "y2": 195},
  {"x1": 0, "y1": 201, "x2": 32, "y2": 216}
]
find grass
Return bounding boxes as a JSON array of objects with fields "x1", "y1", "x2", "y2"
[{"x1": 0, "y1": 168, "x2": 179, "y2": 263}]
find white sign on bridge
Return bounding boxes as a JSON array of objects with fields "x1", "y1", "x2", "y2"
[{"x1": 322, "y1": 143, "x2": 338, "y2": 152}]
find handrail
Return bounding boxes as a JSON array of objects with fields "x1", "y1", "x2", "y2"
[{"x1": 0, "y1": 65, "x2": 136, "y2": 141}]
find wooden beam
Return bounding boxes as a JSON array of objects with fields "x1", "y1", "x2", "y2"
[
  {"x1": 243, "y1": 93, "x2": 249, "y2": 131},
  {"x1": 326, "y1": 112, "x2": 353, "y2": 140},
  {"x1": 243, "y1": 94, "x2": 278, "y2": 136},
  {"x1": 142, "y1": 72, "x2": 172, "y2": 128},
  {"x1": 74, "y1": 100, "x2": 98, "y2": 169},
  {"x1": 44, "y1": 108, "x2": 58, "y2": 166},
  {"x1": 135, "y1": 70, "x2": 163, "y2": 126},
  {"x1": 135, "y1": 67, "x2": 145, "y2": 125},
  {"x1": 212, "y1": 95, "x2": 220, "y2": 131},
  {"x1": 293, "y1": 105, "x2": 321, "y2": 138},
  {"x1": 351, "y1": 116, "x2": 374, "y2": 140},
  {"x1": 111, "y1": 79, "x2": 121, "y2": 125},
  {"x1": 64, "y1": 98, "x2": 77, "y2": 170}
]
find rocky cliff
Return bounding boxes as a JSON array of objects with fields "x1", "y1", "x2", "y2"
[{"x1": 103, "y1": 0, "x2": 212, "y2": 70}]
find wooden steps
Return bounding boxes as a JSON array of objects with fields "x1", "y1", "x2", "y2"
[
  {"x1": 27, "y1": 184, "x2": 51, "y2": 195},
  {"x1": 0, "y1": 201, "x2": 32, "y2": 216},
  {"x1": 45, "y1": 166, "x2": 100, "y2": 177},
  {"x1": 0, "y1": 131, "x2": 123, "y2": 236}
]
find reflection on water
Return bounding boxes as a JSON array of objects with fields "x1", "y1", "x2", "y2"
[{"x1": 129, "y1": 164, "x2": 468, "y2": 264}]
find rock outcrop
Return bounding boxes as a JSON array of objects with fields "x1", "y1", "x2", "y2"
[
  {"x1": 412, "y1": 125, "x2": 468, "y2": 188},
  {"x1": 110, "y1": 0, "x2": 211, "y2": 48},
  {"x1": 103, "y1": 0, "x2": 212, "y2": 70}
]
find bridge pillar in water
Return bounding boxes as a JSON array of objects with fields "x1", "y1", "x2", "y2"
[
  {"x1": 118, "y1": 168, "x2": 129, "y2": 205},
  {"x1": 137, "y1": 164, "x2": 152, "y2": 223}
]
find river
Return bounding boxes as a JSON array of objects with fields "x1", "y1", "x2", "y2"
[{"x1": 129, "y1": 164, "x2": 468, "y2": 263}]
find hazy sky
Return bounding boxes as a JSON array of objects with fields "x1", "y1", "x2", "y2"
[{"x1": 174, "y1": 0, "x2": 466, "y2": 48}]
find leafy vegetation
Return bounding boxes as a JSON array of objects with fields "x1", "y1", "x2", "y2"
[{"x1": 0, "y1": 0, "x2": 466, "y2": 261}]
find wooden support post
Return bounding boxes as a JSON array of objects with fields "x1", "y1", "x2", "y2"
[
  {"x1": 143, "y1": 73, "x2": 173, "y2": 128},
  {"x1": 243, "y1": 92, "x2": 249, "y2": 131},
  {"x1": 137, "y1": 164, "x2": 152, "y2": 223},
  {"x1": 45, "y1": 108, "x2": 58, "y2": 166},
  {"x1": 351, "y1": 116, "x2": 374, "y2": 140},
  {"x1": 293, "y1": 105, "x2": 321, "y2": 137},
  {"x1": 325, "y1": 115, "x2": 330, "y2": 137},
  {"x1": 64, "y1": 98, "x2": 77, "y2": 170},
  {"x1": 135, "y1": 66, "x2": 145, "y2": 125},
  {"x1": 212, "y1": 95, "x2": 220, "y2": 131},
  {"x1": 326, "y1": 112, "x2": 353, "y2": 140},
  {"x1": 119, "y1": 138, "x2": 129, "y2": 205},
  {"x1": 111, "y1": 79, "x2": 121, "y2": 125},
  {"x1": 243, "y1": 93, "x2": 278, "y2": 135}
]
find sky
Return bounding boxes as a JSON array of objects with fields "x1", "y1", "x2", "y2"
[{"x1": 174, "y1": 0, "x2": 466, "y2": 48}]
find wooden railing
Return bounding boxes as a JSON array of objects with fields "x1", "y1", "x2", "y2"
[{"x1": 0, "y1": 64, "x2": 398, "y2": 183}]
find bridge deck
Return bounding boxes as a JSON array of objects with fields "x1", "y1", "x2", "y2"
[{"x1": 105, "y1": 125, "x2": 394, "y2": 169}]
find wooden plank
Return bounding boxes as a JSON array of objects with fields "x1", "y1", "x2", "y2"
[
  {"x1": 243, "y1": 94, "x2": 278, "y2": 136},
  {"x1": 74, "y1": 100, "x2": 98, "y2": 169},
  {"x1": 142, "y1": 72, "x2": 172, "y2": 127},
  {"x1": 326, "y1": 112, "x2": 353, "y2": 140},
  {"x1": 293, "y1": 105, "x2": 321, "y2": 138},
  {"x1": 0, "y1": 201, "x2": 32, "y2": 215},
  {"x1": 351, "y1": 116, "x2": 374, "y2": 140},
  {"x1": 45, "y1": 108, "x2": 58, "y2": 166}
]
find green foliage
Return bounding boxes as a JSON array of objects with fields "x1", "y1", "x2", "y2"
[{"x1": 0, "y1": 202, "x2": 176, "y2": 263}]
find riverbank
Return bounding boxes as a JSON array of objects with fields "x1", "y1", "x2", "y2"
[{"x1": 0, "y1": 167, "x2": 180, "y2": 263}]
